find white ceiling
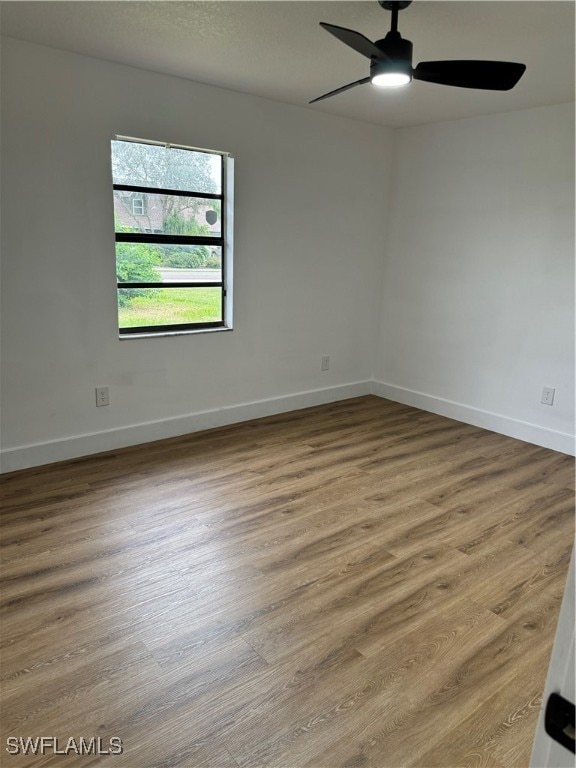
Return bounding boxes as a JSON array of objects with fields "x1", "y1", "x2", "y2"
[{"x1": 1, "y1": 0, "x2": 574, "y2": 127}]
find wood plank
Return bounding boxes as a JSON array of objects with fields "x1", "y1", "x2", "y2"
[{"x1": 0, "y1": 395, "x2": 572, "y2": 768}]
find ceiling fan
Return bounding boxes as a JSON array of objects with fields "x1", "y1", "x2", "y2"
[{"x1": 310, "y1": 1, "x2": 526, "y2": 104}]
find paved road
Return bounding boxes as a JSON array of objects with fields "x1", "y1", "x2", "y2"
[{"x1": 158, "y1": 268, "x2": 221, "y2": 283}]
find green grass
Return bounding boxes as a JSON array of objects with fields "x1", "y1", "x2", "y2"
[{"x1": 118, "y1": 288, "x2": 222, "y2": 328}]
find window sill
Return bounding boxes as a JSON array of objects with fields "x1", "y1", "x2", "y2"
[{"x1": 119, "y1": 326, "x2": 233, "y2": 340}]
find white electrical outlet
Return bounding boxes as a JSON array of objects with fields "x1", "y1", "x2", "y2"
[
  {"x1": 541, "y1": 386, "x2": 555, "y2": 406},
  {"x1": 95, "y1": 386, "x2": 110, "y2": 407},
  {"x1": 321, "y1": 356, "x2": 330, "y2": 371}
]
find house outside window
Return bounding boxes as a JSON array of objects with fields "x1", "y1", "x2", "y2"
[{"x1": 111, "y1": 136, "x2": 233, "y2": 336}]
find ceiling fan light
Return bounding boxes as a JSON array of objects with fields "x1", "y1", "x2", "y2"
[{"x1": 371, "y1": 71, "x2": 412, "y2": 87}]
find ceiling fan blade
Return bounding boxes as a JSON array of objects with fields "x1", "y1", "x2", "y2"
[
  {"x1": 413, "y1": 60, "x2": 526, "y2": 90},
  {"x1": 319, "y1": 22, "x2": 388, "y2": 61},
  {"x1": 309, "y1": 77, "x2": 372, "y2": 104}
]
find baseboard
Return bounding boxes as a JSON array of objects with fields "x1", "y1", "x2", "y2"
[
  {"x1": 3, "y1": 378, "x2": 573, "y2": 473},
  {"x1": 0, "y1": 381, "x2": 372, "y2": 474},
  {"x1": 372, "y1": 380, "x2": 575, "y2": 456}
]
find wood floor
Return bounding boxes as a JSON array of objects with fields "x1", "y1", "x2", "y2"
[{"x1": 1, "y1": 396, "x2": 574, "y2": 768}]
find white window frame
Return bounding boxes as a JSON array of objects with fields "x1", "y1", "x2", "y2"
[{"x1": 111, "y1": 135, "x2": 234, "y2": 337}]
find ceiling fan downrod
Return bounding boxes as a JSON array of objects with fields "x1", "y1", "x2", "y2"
[{"x1": 378, "y1": 0, "x2": 413, "y2": 33}]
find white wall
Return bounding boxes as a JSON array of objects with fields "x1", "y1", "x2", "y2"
[
  {"x1": 0, "y1": 38, "x2": 392, "y2": 470},
  {"x1": 373, "y1": 103, "x2": 575, "y2": 454},
  {"x1": 1, "y1": 38, "x2": 574, "y2": 471}
]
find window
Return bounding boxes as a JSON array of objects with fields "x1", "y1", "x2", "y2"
[
  {"x1": 111, "y1": 137, "x2": 233, "y2": 336},
  {"x1": 132, "y1": 197, "x2": 145, "y2": 216}
]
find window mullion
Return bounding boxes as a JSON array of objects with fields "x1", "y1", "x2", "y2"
[
  {"x1": 115, "y1": 233, "x2": 223, "y2": 246},
  {"x1": 113, "y1": 183, "x2": 222, "y2": 202}
]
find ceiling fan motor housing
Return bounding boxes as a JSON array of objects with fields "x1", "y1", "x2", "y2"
[{"x1": 371, "y1": 30, "x2": 413, "y2": 79}]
